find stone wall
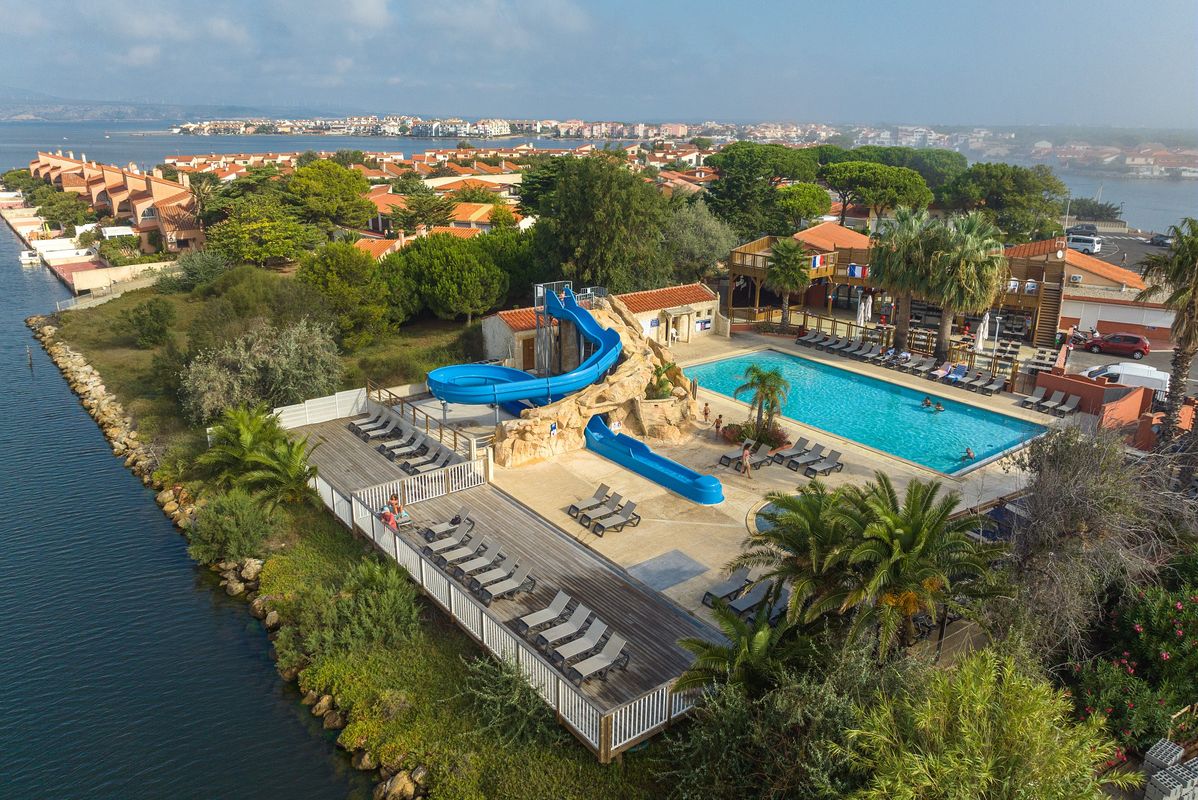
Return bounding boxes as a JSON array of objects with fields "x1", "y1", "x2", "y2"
[{"x1": 492, "y1": 295, "x2": 698, "y2": 468}]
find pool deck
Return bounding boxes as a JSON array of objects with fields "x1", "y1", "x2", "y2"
[{"x1": 491, "y1": 330, "x2": 1070, "y2": 625}]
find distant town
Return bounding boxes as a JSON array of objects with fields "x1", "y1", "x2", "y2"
[{"x1": 175, "y1": 115, "x2": 1198, "y2": 180}]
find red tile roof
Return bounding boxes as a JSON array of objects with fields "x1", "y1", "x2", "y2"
[
  {"x1": 794, "y1": 221, "x2": 871, "y2": 252},
  {"x1": 616, "y1": 283, "x2": 717, "y2": 314},
  {"x1": 496, "y1": 307, "x2": 542, "y2": 332},
  {"x1": 353, "y1": 238, "x2": 400, "y2": 260},
  {"x1": 428, "y1": 226, "x2": 484, "y2": 239},
  {"x1": 366, "y1": 193, "x2": 407, "y2": 213},
  {"x1": 1066, "y1": 248, "x2": 1146, "y2": 290},
  {"x1": 1004, "y1": 238, "x2": 1067, "y2": 258}
]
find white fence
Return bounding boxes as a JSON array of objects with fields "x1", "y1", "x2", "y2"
[
  {"x1": 355, "y1": 458, "x2": 487, "y2": 511},
  {"x1": 306, "y1": 473, "x2": 693, "y2": 760},
  {"x1": 274, "y1": 389, "x2": 368, "y2": 430}
]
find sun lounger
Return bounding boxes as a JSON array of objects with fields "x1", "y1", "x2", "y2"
[
  {"x1": 718, "y1": 439, "x2": 754, "y2": 467},
  {"x1": 423, "y1": 527, "x2": 471, "y2": 556},
  {"x1": 867, "y1": 348, "x2": 895, "y2": 364},
  {"x1": 854, "y1": 344, "x2": 880, "y2": 361},
  {"x1": 786, "y1": 444, "x2": 825, "y2": 471},
  {"x1": 815, "y1": 336, "x2": 842, "y2": 352},
  {"x1": 385, "y1": 441, "x2": 428, "y2": 462},
  {"x1": 927, "y1": 361, "x2": 953, "y2": 380},
  {"x1": 796, "y1": 330, "x2": 822, "y2": 345},
  {"x1": 941, "y1": 365, "x2": 968, "y2": 384},
  {"x1": 701, "y1": 567, "x2": 751, "y2": 607},
  {"x1": 1020, "y1": 386, "x2": 1047, "y2": 407},
  {"x1": 728, "y1": 581, "x2": 770, "y2": 617},
  {"x1": 567, "y1": 633, "x2": 630, "y2": 685},
  {"x1": 962, "y1": 372, "x2": 989, "y2": 391},
  {"x1": 808, "y1": 333, "x2": 832, "y2": 348},
  {"x1": 1037, "y1": 390, "x2": 1066, "y2": 412},
  {"x1": 422, "y1": 507, "x2": 472, "y2": 542},
  {"x1": 567, "y1": 484, "x2": 611, "y2": 518},
  {"x1": 452, "y1": 548, "x2": 507, "y2": 580},
  {"x1": 579, "y1": 493, "x2": 623, "y2": 528},
  {"x1": 468, "y1": 558, "x2": 518, "y2": 593},
  {"x1": 1052, "y1": 394, "x2": 1080, "y2": 416},
  {"x1": 804, "y1": 449, "x2": 844, "y2": 477},
  {"x1": 748, "y1": 446, "x2": 775, "y2": 470},
  {"x1": 376, "y1": 430, "x2": 417, "y2": 454},
  {"x1": 480, "y1": 563, "x2": 536, "y2": 605},
  {"x1": 734, "y1": 443, "x2": 764, "y2": 472},
  {"x1": 979, "y1": 376, "x2": 1007, "y2": 395},
  {"x1": 827, "y1": 338, "x2": 855, "y2": 353},
  {"x1": 402, "y1": 447, "x2": 446, "y2": 473},
  {"x1": 552, "y1": 618, "x2": 608, "y2": 667},
  {"x1": 362, "y1": 422, "x2": 403, "y2": 442},
  {"x1": 409, "y1": 450, "x2": 453, "y2": 474},
  {"x1": 534, "y1": 603, "x2": 592, "y2": 649},
  {"x1": 348, "y1": 411, "x2": 387, "y2": 435},
  {"x1": 514, "y1": 590, "x2": 571, "y2": 635},
  {"x1": 766, "y1": 585, "x2": 793, "y2": 624},
  {"x1": 436, "y1": 534, "x2": 492, "y2": 567},
  {"x1": 592, "y1": 501, "x2": 640, "y2": 536},
  {"x1": 772, "y1": 438, "x2": 810, "y2": 464},
  {"x1": 839, "y1": 340, "x2": 865, "y2": 356},
  {"x1": 900, "y1": 356, "x2": 930, "y2": 374}
]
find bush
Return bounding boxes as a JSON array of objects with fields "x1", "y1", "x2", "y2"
[
  {"x1": 180, "y1": 319, "x2": 342, "y2": 424},
  {"x1": 1071, "y1": 657, "x2": 1178, "y2": 752},
  {"x1": 722, "y1": 419, "x2": 789, "y2": 448},
  {"x1": 119, "y1": 297, "x2": 176, "y2": 348},
  {"x1": 188, "y1": 488, "x2": 278, "y2": 563},
  {"x1": 459, "y1": 656, "x2": 565, "y2": 747},
  {"x1": 98, "y1": 235, "x2": 174, "y2": 266},
  {"x1": 1114, "y1": 586, "x2": 1198, "y2": 690},
  {"x1": 186, "y1": 266, "x2": 333, "y2": 355},
  {"x1": 158, "y1": 249, "x2": 232, "y2": 292}
]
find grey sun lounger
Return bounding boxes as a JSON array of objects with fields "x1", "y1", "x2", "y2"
[
  {"x1": 702, "y1": 567, "x2": 751, "y2": 607},
  {"x1": 1053, "y1": 395, "x2": 1081, "y2": 416},
  {"x1": 827, "y1": 337, "x2": 854, "y2": 353},
  {"x1": 409, "y1": 450, "x2": 453, "y2": 474},
  {"x1": 376, "y1": 430, "x2": 417, "y2": 454},
  {"x1": 423, "y1": 507, "x2": 472, "y2": 541},
  {"x1": 910, "y1": 359, "x2": 940, "y2": 377},
  {"x1": 719, "y1": 439, "x2": 754, "y2": 467},
  {"x1": 979, "y1": 376, "x2": 1007, "y2": 395},
  {"x1": 534, "y1": 603, "x2": 592, "y2": 649},
  {"x1": 552, "y1": 618, "x2": 608, "y2": 667},
  {"x1": 900, "y1": 356, "x2": 930, "y2": 374},
  {"x1": 796, "y1": 330, "x2": 822, "y2": 345},
  {"x1": 804, "y1": 449, "x2": 844, "y2": 477},
  {"x1": 772, "y1": 437, "x2": 810, "y2": 464},
  {"x1": 728, "y1": 581, "x2": 770, "y2": 617},
  {"x1": 579, "y1": 493, "x2": 623, "y2": 527},
  {"x1": 1037, "y1": 390, "x2": 1066, "y2": 412},
  {"x1": 349, "y1": 411, "x2": 387, "y2": 435},
  {"x1": 748, "y1": 446, "x2": 775, "y2": 470},
  {"x1": 452, "y1": 548, "x2": 507, "y2": 580},
  {"x1": 592, "y1": 501, "x2": 640, "y2": 536},
  {"x1": 814, "y1": 336, "x2": 842, "y2": 351},
  {"x1": 786, "y1": 444, "x2": 825, "y2": 471},
  {"x1": 468, "y1": 558, "x2": 518, "y2": 593},
  {"x1": 766, "y1": 585, "x2": 793, "y2": 624},
  {"x1": 962, "y1": 373, "x2": 989, "y2": 391},
  {"x1": 514, "y1": 590, "x2": 571, "y2": 635},
  {"x1": 480, "y1": 563, "x2": 536, "y2": 605},
  {"x1": 1020, "y1": 386, "x2": 1048, "y2": 407},
  {"x1": 839, "y1": 340, "x2": 865, "y2": 356},
  {"x1": 423, "y1": 527, "x2": 471, "y2": 557},
  {"x1": 854, "y1": 344, "x2": 880, "y2": 361},
  {"x1": 363, "y1": 422, "x2": 403, "y2": 442},
  {"x1": 385, "y1": 440, "x2": 428, "y2": 462},
  {"x1": 568, "y1": 484, "x2": 611, "y2": 518},
  {"x1": 733, "y1": 443, "x2": 763, "y2": 472},
  {"x1": 436, "y1": 534, "x2": 492, "y2": 567},
  {"x1": 567, "y1": 633, "x2": 630, "y2": 685},
  {"x1": 401, "y1": 448, "x2": 446, "y2": 473}
]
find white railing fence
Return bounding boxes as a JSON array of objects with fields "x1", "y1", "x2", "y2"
[
  {"x1": 355, "y1": 457, "x2": 487, "y2": 511},
  {"x1": 275, "y1": 389, "x2": 368, "y2": 430}
]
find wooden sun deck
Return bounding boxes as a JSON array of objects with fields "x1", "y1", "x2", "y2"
[{"x1": 293, "y1": 416, "x2": 719, "y2": 712}]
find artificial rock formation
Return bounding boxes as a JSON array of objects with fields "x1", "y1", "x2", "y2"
[{"x1": 492, "y1": 295, "x2": 698, "y2": 468}]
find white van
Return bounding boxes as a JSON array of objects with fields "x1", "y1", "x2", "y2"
[
  {"x1": 1067, "y1": 234, "x2": 1102, "y2": 254},
  {"x1": 1084, "y1": 362, "x2": 1169, "y2": 394}
]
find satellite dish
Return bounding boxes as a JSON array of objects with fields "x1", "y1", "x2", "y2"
[{"x1": 1056, "y1": 249, "x2": 1064, "y2": 259}]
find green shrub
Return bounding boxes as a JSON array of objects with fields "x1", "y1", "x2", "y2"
[
  {"x1": 721, "y1": 419, "x2": 788, "y2": 448},
  {"x1": 119, "y1": 297, "x2": 176, "y2": 348},
  {"x1": 158, "y1": 249, "x2": 232, "y2": 292},
  {"x1": 1070, "y1": 657, "x2": 1178, "y2": 752},
  {"x1": 1114, "y1": 586, "x2": 1198, "y2": 690},
  {"x1": 188, "y1": 488, "x2": 278, "y2": 563},
  {"x1": 459, "y1": 655, "x2": 565, "y2": 747}
]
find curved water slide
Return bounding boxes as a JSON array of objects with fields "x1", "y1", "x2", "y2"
[{"x1": 425, "y1": 288, "x2": 724, "y2": 505}]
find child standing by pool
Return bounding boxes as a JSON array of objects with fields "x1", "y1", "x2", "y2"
[
  {"x1": 740, "y1": 443, "x2": 753, "y2": 479},
  {"x1": 713, "y1": 415, "x2": 723, "y2": 438},
  {"x1": 702, "y1": 402, "x2": 710, "y2": 423}
]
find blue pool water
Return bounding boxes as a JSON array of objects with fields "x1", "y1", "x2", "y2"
[{"x1": 689, "y1": 350, "x2": 1045, "y2": 474}]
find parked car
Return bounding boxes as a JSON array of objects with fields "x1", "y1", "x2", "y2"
[
  {"x1": 1084, "y1": 333, "x2": 1151, "y2": 359},
  {"x1": 1067, "y1": 223, "x2": 1099, "y2": 236},
  {"x1": 1084, "y1": 362, "x2": 1169, "y2": 393},
  {"x1": 1150, "y1": 233, "x2": 1175, "y2": 247},
  {"x1": 1067, "y1": 234, "x2": 1102, "y2": 254}
]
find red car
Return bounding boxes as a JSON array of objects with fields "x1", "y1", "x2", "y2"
[{"x1": 1085, "y1": 332, "x2": 1151, "y2": 359}]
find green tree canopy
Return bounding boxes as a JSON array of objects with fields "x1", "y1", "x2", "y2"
[
  {"x1": 765, "y1": 237, "x2": 812, "y2": 328},
  {"x1": 330, "y1": 149, "x2": 368, "y2": 167},
  {"x1": 296, "y1": 241, "x2": 390, "y2": 350},
  {"x1": 926, "y1": 212, "x2": 1008, "y2": 360},
  {"x1": 688, "y1": 136, "x2": 714, "y2": 149},
  {"x1": 416, "y1": 233, "x2": 507, "y2": 324},
  {"x1": 1066, "y1": 196, "x2": 1122, "y2": 221},
  {"x1": 869, "y1": 206, "x2": 938, "y2": 350},
  {"x1": 734, "y1": 364, "x2": 790, "y2": 434},
  {"x1": 286, "y1": 159, "x2": 375, "y2": 234},
  {"x1": 939, "y1": 162, "x2": 1068, "y2": 242},
  {"x1": 451, "y1": 186, "x2": 503, "y2": 204},
  {"x1": 391, "y1": 192, "x2": 456, "y2": 233},
  {"x1": 777, "y1": 183, "x2": 832, "y2": 232},
  {"x1": 206, "y1": 197, "x2": 321, "y2": 266},
  {"x1": 661, "y1": 198, "x2": 738, "y2": 283},
  {"x1": 705, "y1": 142, "x2": 819, "y2": 237},
  {"x1": 389, "y1": 173, "x2": 434, "y2": 196},
  {"x1": 36, "y1": 189, "x2": 95, "y2": 230},
  {"x1": 819, "y1": 162, "x2": 932, "y2": 228}
]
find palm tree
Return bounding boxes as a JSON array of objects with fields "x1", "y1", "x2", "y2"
[
  {"x1": 734, "y1": 364, "x2": 790, "y2": 436},
  {"x1": 195, "y1": 403, "x2": 286, "y2": 489},
  {"x1": 828, "y1": 472, "x2": 1001, "y2": 653},
  {"x1": 646, "y1": 360, "x2": 677, "y2": 400},
  {"x1": 187, "y1": 174, "x2": 219, "y2": 229},
  {"x1": 764, "y1": 237, "x2": 812, "y2": 329},
  {"x1": 241, "y1": 437, "x2": 320, "y2": 510},
  {"x1": 727, "y1": 483, "x2": 852, "y2": 623},
  {"x1": 869, "y1": 207, "x2": 934, "y2": 351},
  {"x1": 926, "y1": 213, "x2": 1008, "y2": 362},
  {"x1": 1136, "y1": 218, "x2": 1198, "y2": 444},
  {"x1": 676, "y1": 599, "x2": 813, "y2": 696}
]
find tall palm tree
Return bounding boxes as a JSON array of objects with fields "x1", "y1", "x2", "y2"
[
  {"x1": 676, "y1": 599, "x2": 814, "y2": 696},
  {"x1": 764, "y1": 237, "x2": 812, "y2": 329},
  {"x1": 926, "y1": 213, "x2": 1008, "y2": 362},
  {"x1": 828, "y1": 472, "x2": 1001, "y2": 654},
  {"x1": 734, "y1": 364, "x2": 790, "y2": 436},
  {"x1": 869, "y1": 207, "x2": 934, "y2": 350},
  {"x1": 195, "y1": 403, "x2": 286, "y2": 489},
  {"x1": 727, "y1": 483, "x2": 852, "y2": 623},
  {"x1": 188, "y1": 174, "x2": 219, "y2": 229},
  {"x1": 1136, "y1": 218, "x2": 1198, "y2": 445},
  {"x1": 241, "y1": 437, "x2": 320, "y2": 510}
]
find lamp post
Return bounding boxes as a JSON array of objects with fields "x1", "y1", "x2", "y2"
[{"x1": 993, "y1": 315, "x2": 1003, "y2": 354}]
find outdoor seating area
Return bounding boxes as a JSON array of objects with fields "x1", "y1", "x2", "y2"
[
  {"x1": 419, "y1": 507, "x2": 539, "y2": 605},
  {"x1": 351, "y1": 412, "x2": 464, "y2": 476},
  {"x1": 721, "y1": 436, "x2": 847, "y2": 479},
  {"x1": 514, "y1": 590, "x2": 631, "y2": 685},
  {"x1": 1019, "y1": 387, "x2": 1082, "y2": 416},
  {"x1": 571, "y1": 485, "x2": 643, "y2": 536}
]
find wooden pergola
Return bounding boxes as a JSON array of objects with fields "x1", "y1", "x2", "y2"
[{"x1": 725, "y1": 235, "x2": 874, "y2": 321}]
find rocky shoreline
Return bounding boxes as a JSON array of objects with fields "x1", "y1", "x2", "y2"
[{"x1": 26, "y1": 314, "x2": 428, "y2": 800}]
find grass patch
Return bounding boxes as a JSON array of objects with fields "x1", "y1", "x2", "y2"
[
  {"x1": 260, "y1": 507, "x2": 664, "y2": 800},
  {"x1": 343, "y1": 317, "x2": 483, "y2": 389}
]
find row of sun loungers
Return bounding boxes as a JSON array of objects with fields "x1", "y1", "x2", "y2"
[
  {"x1": 702, "y1": 572, "x2": 790, "y2": 623},
  {"x1": 514, "y1": 590, "x2": 630, "y2": 685},
  {"x1": 362, "y1": 417, "x2": 460, "y2": 475},
  {"x1": 568, "y1": 484, "x2": 642, "y2": 536},
  {"x1": 1019, "y1": 387, "x2": 1082, "y2": 416},
  {"x1": 418, "y1": 506, "x2": 536, "y2": 605},
  {"x1": 720, "y1": 437, "x2": 845, "y2": 478}
]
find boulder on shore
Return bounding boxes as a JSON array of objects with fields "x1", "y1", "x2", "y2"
[
  {"x1": 311, "y1": 695, "x2": 333, "y2": 716},
  {"x1": 374, "y1": 771, "x2": 418, "y2": 800}
]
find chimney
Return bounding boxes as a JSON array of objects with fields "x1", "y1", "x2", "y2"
[
  {"x1": 68, "y1": 150, "x2": 74, "y2": 159},
  {"x1": 152, "y1": 168, "x2": 163, "y2": 179},
  {"x1": 80, "y1": 152, "x2": 86, "y2": 162},
  {"x1": 180, "y1": 173, "x2": 190, "y2": 188}
]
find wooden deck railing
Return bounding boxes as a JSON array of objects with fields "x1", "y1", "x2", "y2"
[{"x1": 367, "y1": 378, "x2": 472, "y2": 457}]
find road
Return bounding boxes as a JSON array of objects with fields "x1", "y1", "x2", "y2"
[{"x1": 1083, "y1": 232, "x2": 1163, "y2": 275}]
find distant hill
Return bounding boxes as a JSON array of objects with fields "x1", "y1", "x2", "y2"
[{"x1": 0, "y1": 86, "x2": 333, "y2": 122}]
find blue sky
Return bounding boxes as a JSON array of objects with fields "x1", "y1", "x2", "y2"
[{"x1": 2, "y1": 0, "x2": 1195, "y2": 127}]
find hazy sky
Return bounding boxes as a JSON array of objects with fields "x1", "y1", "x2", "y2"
[{"x1": 3, "y1": 0, "x2": 1196, "y2": 127}]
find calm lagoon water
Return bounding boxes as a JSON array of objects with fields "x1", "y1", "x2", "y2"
[
  {"x1": 0, "y1": 225, "x2": 371, "y2": 797},
  {"x1": 689, "y1": 350, "x2": 1044, "y2": 474}
]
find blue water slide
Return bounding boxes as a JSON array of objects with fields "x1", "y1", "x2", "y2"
[{"x1": 425, "y1": 287, "x2": 724, "y2": 505}]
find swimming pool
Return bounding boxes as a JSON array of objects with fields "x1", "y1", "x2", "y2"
[{"x1": 688, "y1": 350, "x2": 1045, "y2": 474}]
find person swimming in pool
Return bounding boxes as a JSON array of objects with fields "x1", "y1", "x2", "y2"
[
  {"x1": 963, "y1": 447, "x2": 975, "y2": 460},
  {"x1": 934, "y1": 402, "x2": 945, "y2": 413},
  {"x1": 922, "y1": 396, "x2": 932, "y2": 408}
]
